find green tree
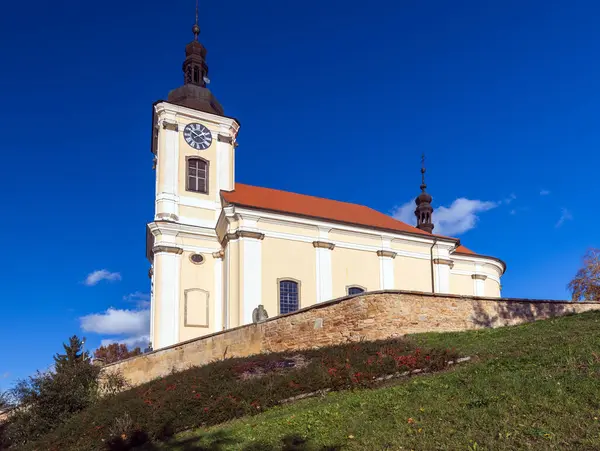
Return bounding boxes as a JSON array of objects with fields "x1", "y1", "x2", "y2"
[
  {"x1": 3, "y1": 336, "x2": 100, "y2": 447},
  {"x1": 53, "y1": 335, "x2": 89, "y2": 372}
]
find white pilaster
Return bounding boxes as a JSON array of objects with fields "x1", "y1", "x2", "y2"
[
  {"x1": 224, "y1": 245, "x2": 230, "y2": 329},
  {"x1": 149, "y1": 266, "x2": 155, "y2": 348},
  {"x1": 378, "y1": 251, "x2": 396, "y2": 289},
  {"x1": 472, "y1": 264, "x2": 486, "y2": 296},
  {"x1": 241, "y1": 235, "x2": 263, "y2": 324},
  {"x1": 432, "y1": 244, "x2": 453, "y2": 294},
  {"x1": 435, "y1": 263, "x2": 451, "y2": 293},
  {"x1": 314, "y1": 240, "x2": 334, "y2": 303},
  {"x1": 155, "y1": 115, "x2": 180, "y2": 221},
  {"x1": 216, "y1": 135, "x2": 234, "y2": 192},
  {"x1": 214, "y1": 255, "x2": 223, "y2": 332},
  {"x1": 153, "y1": 247, "x2": 182, "y2": 349}
]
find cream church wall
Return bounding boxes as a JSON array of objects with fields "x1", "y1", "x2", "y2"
[
  {"x1": 261, "y1": 237, "x2": 317, "y2": 315},
  {"x1": 331, "y1": 247, "x2": 379, "y2": 296},
  {"x1": 395, "y1": 256, "x2": 432, "y2": 292},
  {"x1": 257, "y1": 220, "x2": 321, "y2": 239},
  {"x1": 329, "y1": 229, "x2": 382, "y2": 247},
  {"x1": 450, "y1": 273, "x2": 474, "y2": 296},
  {"x1": 452, "y1": 260, "x2": 475, "y2": 271},
  {"x1": 391, "y1": 239, "x2": 432, "y2": 255},
  {"x1": 486, "y1": 278, "x2": 501, "y2": 297},
  {"x1": 178, "y1": 205, "x2": 217, "y2": 224}
]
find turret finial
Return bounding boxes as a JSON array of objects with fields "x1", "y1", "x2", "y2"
[
  {"x1": 192, "y1": 0, "x2": 200, "y2": 40},
  {"x1": 420, "y1": 153, "x2": 427, "y2": 192}
]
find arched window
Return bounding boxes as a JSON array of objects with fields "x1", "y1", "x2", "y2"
[
  {"x1": 347, "y1": 286, "x2": 365, "y2": 295},
  {"x1": 187, "y1": 158, "x2": 208, "y2": 193},
  {"x1": 278, "y1": 279, "x2": 300, "y2": 314}
]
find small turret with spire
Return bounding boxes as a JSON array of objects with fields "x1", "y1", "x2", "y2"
[
  {"x1": 167, "y1": 1, "x2": 224, "y2": 115},
  {"x1": 415, "y1": 154, "x2": 434, "y2": 233}
]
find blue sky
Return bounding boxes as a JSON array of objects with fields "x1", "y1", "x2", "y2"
[{"x1": 1, "y1": 0, "x2": 599, "y2": 390}]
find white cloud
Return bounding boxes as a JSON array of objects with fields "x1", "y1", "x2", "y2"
[
  {"x1": 1, "y1": 372, "x2": 9, "y2": 379},
  {"x1": 84, "y1": 270, "x2": 121, "y2": 286},
  {"x1": 391, "y1": 200, "x2": 416, "y2": 227},
  {"x1": 555, "y1": 208, "x2": 573, "y2": 228},
  {"x1": 510, "y1": 209, "x2": 517, "y2": 215},
  {"x1": 123, "y1": 291, "x2": 150, "y2": 308},
  {"x1": 80, "y1": 308, "x2": 149, "y2": 336},
  {"x1": 392, "y1": 198, "x2": 497, "y2": 236},
  {"x1": 540, "y1": 189, "x2": 551, "y2": 196},
  {"x1": 435, "y1": 199, "x2": 498, "y2": 235},
  {"x1": 100, "y1": 335, "x2": 150, "y2": 350}
]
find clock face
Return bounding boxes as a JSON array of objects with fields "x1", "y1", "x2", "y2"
[{"x1": 183, "y1": 123, "x2": 212, "y2": 150}]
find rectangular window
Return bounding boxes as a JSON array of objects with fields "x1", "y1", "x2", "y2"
[
  {"x1": 187, "y1": 158, "x2": 208, "y2": 193},
  {"x1": 279, "y1": 280, "x2": 299, "y2": 314}
]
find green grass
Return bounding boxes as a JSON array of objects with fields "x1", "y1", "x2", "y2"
[{"x1": 146, "y1": 311, "x2": 600, "y2": 450}]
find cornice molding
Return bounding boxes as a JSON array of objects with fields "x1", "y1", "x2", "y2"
[
  {"x1": 377, "y1": 250, "x2": 397, "y2": 259},
  {"x1": 217, "y1": 134, "x2": 233, "y2": 144},
  {"x1": 162, "y1": 121, "x2": 178, "y2": 132},
  {"x1": 153, "y1": 245, "x2": 183, "y2": 255},
  {"x1": 233, "y1": 206, "x2": 458, "y2": 248},
  {"x1": 148, "y1": 221, "x2": 218, "y2": 240},
  {"x1": 313, "y1": 241, "x2": 335, "y2": 250},
  {"x1": 155, "y1": 212, "x2": 179, "y2": 222},
  {"x1": 450, "y1": 253, "x2": 506, "y2": 275},
  {"x1": 433, "y1": 258, "x2": 454, "y2": 267},
  {"x1": 471, "y1": 274, "x2": 488, "y2": 281},
  {"x1": 222, "y1": 230, "x2": 265, "y2": 245}
]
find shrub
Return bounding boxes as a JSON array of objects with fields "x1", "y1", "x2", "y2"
[
  {"x1": 21, "y1": 337, "x2": 459, "y2": 450},
  {"x1": 0, "y1": 335, "x2": 116, "y2": 448}
]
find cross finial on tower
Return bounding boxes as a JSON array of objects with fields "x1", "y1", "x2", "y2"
[
  {"x1": 192, "y1": 0, "x2": 200, "y2": 41},
  {"x1": 421, "y1": 153, "x2": 427, "y2": 189}
]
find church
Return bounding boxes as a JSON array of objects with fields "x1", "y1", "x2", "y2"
[{"x1": 146, "y1": 16, "x2": 506, "y2": 350}]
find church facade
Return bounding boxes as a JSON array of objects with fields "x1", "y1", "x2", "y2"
[{"x1": 146, "y1": 19, "x2": 506, "y2": 350}]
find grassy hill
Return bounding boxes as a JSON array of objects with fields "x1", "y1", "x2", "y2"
[{"x1": 145, "y1": 311, "x2": 600, "y2": 450}]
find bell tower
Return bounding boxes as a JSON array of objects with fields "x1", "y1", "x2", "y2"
[
  {"x1": 167, "y1": 1, "x2": 224, "y2": 116},
  {"x1": 415, "y1": 155, "x2": 434, "y2": 233},
  {"x1": 147, "y1": 4, "x2": 239, "y2": 350}
]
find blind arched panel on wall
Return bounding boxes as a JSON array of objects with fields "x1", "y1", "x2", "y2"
[
  {"x1": 279, "y1": 280, "x2": 299, "y2": 314},
  {"x1": 187, "y1": 158, "x2": 208, "y2": 193}
]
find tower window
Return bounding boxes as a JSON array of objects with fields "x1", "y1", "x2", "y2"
[
  {"x1": 278, "y1": 279, "x2": 300, "y2": 314},
  {"x1": 187, "y1": 158, "x2": 208, "y2": 193},
  {"x1": 193, "y1": 66, "x2": 200, "y2": 84},
  {"x1": 347, "y1": 286, "x2": 366, "y2": 295}
]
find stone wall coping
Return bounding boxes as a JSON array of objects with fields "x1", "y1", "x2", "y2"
[{"x1": 102, "y1": 290, "x2": 593, "y2": 370}]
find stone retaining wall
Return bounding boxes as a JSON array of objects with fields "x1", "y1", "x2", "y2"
[{"x1": 103, "y1": 290, "x2": 600, "y2": 387}]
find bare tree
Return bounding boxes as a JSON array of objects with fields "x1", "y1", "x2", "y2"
[{"x1": 569, "y1": 248, "x2": 600, "y2": 302}]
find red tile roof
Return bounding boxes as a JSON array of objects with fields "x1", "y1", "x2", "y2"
[{"x1": 221, "y1": 183, "x2": 475, "y2": 254}]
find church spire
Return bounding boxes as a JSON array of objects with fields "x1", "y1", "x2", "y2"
[
  {"x1": 415, "y1": 154, "x2": 434, "y2": 233},
  {"x1": 167, "y1": 2, "x2": 224, "y2": 115}
]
